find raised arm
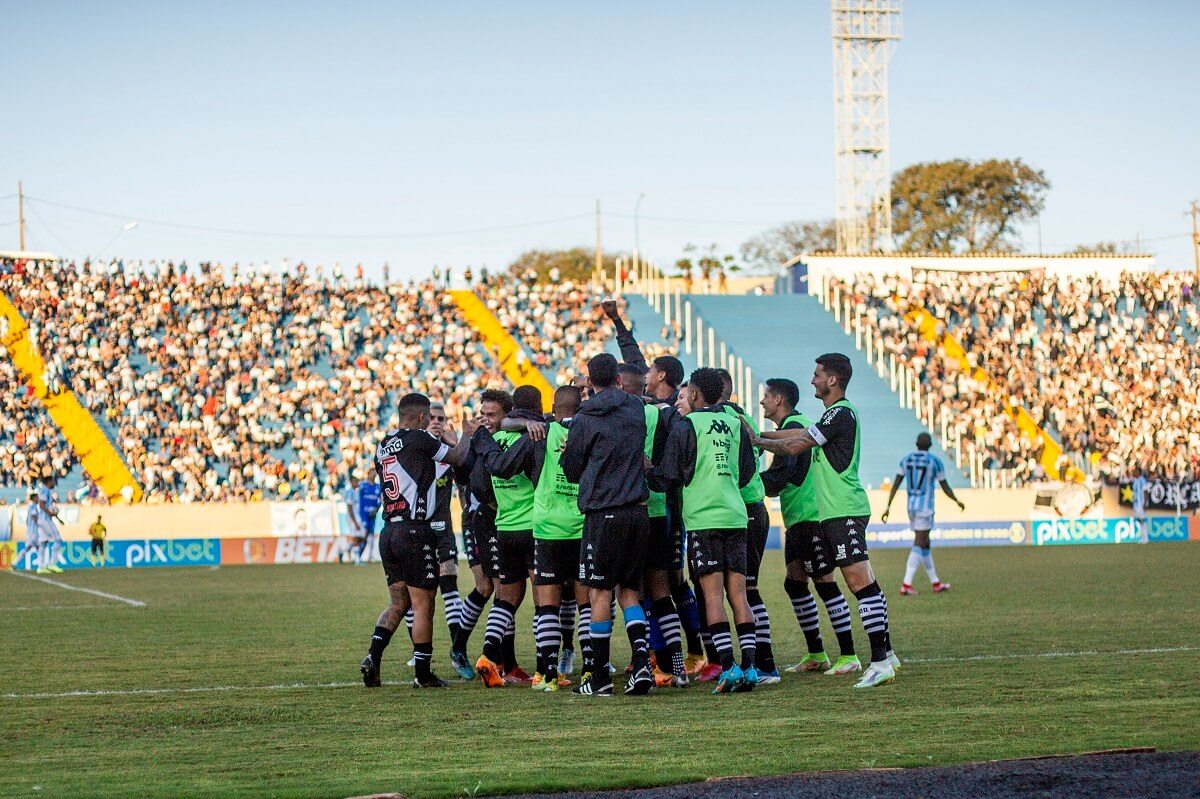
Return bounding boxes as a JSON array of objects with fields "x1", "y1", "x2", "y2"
[{"x1": 602, "y1": 299, "x2": 647, "y2": 369}]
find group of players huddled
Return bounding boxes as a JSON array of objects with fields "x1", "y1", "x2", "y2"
[{"x1": 359, "y1": 302, "x2": 916, "y2": 696}]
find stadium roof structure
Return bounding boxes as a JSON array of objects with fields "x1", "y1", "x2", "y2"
[
  {"x1": 785, "y1": 251, "x2": 1156, "y2": 286},
  {"x1": 0, "y1": 250, "x2": 58, "y2": 262}
]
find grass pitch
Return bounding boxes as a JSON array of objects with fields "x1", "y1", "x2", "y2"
[{"x1": 4, "y1": 544, "x2": 1199, "y2": 799}]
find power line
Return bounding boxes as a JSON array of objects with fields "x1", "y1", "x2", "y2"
[
  {"x1": 604, "y1": 211, "x2": 784, "y2": 227},
  {"x1": 24, "y1": 202, "x2": 82, "y2": 256},
  {"x1": 23, "y1": 195, "x2": 592, "y2": 240}
]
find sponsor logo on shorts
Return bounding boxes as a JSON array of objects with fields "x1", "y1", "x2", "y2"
[{"x1": 836, "y1": 544, "x2": 847, "y2": 560}]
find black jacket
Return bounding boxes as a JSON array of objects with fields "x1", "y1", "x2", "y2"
[
  {"x1": 472, "y1": 408, "x2": 547, "y2": 486},
  {"x1": 615, "y1": 317, "x2": 679, "y2": 407},
  {"x1": 561, "y1": 386, "x2": 648, "y2": 512}
]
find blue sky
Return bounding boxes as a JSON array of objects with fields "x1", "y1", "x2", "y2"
[{"x1": 3, "y1": 1, "x2": 1197, "y2": 277}]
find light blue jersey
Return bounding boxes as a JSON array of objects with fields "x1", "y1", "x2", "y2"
[
  {"x1": 1131, "y1": 475, "x2": 1149, "y2": 517},
  {"x1": 899, "y1": 451, "x2": 945, "y2": 515}
]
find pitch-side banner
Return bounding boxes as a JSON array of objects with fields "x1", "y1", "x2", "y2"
[
  {"x1": 866, "y1": 521, "x2": 1030, "y2": 548},
  {"x1": 1030, "y1": 517, "x2": 1190, "y2": 546},
  {"x1": 12, "y1": 539, "x2": 221, "y2": 570},
  {"x1": 1117, "y1": 479, "x2": 1200, "y2": 512},
  {"x1": 268, "y1": 501, "x2": 337, "y2": 538},
  {"x1": 220, "y1": 536, "x2": 348, "y2": 566}
]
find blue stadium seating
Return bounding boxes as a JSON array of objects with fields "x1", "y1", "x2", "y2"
[
  {"x1": 679, "y1": 294, "x2": 969, "y2": 487},
  {"x1": 608, "y1": 294, "x2": 699, "y2": 375}
]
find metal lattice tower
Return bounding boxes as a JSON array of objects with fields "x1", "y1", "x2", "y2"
[{"x1": 832, "y1": 0, "x2": 901, "y2": 253}]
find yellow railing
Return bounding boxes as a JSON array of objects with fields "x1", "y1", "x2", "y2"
[
  {"x1": 448, "y1": 290, "x2": 553, "y2": 410},
  {"x1": 906, "y1": 306, "x2": 1080, "y2": 482},
  {"x1": 0, "y1": 290, "x2": 143, "y2": 503}
]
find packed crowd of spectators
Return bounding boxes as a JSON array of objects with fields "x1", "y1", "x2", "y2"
[
  {"x1": 835, "y1": 270, "x2": 1200, "y2": 485},
  {"x1": 1, "y1": 258, "x2": 512, "y2": 501}
]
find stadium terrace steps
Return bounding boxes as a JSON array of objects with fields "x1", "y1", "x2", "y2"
[
  {"x1": 0, "y1": 290, "x2": 143, "y2": 503},
  {"x1": 610, "y1": 294, "x2": 700, "y2": 376},
  {"x1": 678, "y1": 294, "x2": 968, "y2": 488},
  {"x1": 449, "y1": 290, "x2": 554, "y2": 410}
]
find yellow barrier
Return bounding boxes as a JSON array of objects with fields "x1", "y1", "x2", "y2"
[
  {"x1": 906, "y1": 305, "x2": 1077, "y2": 482},
  {"x1": 0, "y1": 291, "x2": 143, "y2": 503},
  {"x1": 449, "y1": 289, "x2": 554, "y2": 410}
]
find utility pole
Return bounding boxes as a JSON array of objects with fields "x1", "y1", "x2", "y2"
[
  {"x1": 1188, "y1": 200, "x2": 1200, "y2": 280},
  {"x1": 18, "y1": 180, "x2": 26, "y2": 252},
  {"x1": 594, "y1": 199, "x2": 602, "y2": 287}
]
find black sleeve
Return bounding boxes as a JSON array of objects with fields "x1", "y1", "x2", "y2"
[
  {"x1": 414, "y1": 430, "x2": 448, "y2": 460},
  {"x1": 561, "y1": 415, "x2": 593, "y2": 484},
  {"x1": 613, "y1": 317, "x2": 647, "y2": 368},
  {"x1": 654, "y1": 418, "x2": 696, "y2": 488},
  {"x1": 760, "y1": 420, "x2": 801, "y2": 496},
  {"x1": 480, "y1": 433, "x2": 534, "y2": 480},
  {"x1": 736, "y1": 427, "x2": 756, "y2": 489},
  {"x1": 651, "y1": 406, "x2": 671, "y2": 464},
  {"x1": 530, "y1": 438, "x2": 547, "y2": 487},
  {"x1": 813, "y1": 404, "x2": 857, "y2": 447}
]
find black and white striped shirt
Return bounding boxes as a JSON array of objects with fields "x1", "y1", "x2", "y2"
[{"x1": 375, "y1": 429, "x2": 451, "y2": 522}]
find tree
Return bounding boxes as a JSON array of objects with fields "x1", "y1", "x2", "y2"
[
  {"x1": 1069, "y1": 241, "x2": 1133, "y2": 255},
  {"x1": 506, "y1": 247, "x2": 622, "y2": 282},
  {"x1": 738, "y1": 220, "x2": 837, "y2": 272},
  {"x1": 891, "y1": 158, "x2": 1050, "y2": 252}
]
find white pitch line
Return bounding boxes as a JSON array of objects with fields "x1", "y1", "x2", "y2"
[
  {"x1": 9, "y1": 605, "x2": 109, "y2": 611},
  {"x1": 3, "y1": 570, "x2": 147, "y2": 607},
  {"x1": 903, "y1": 645, "x2": 1200, "y2": 664},
  {"x1": 5, "y1": 646, "x2": 1198, "y2": 701},
  {"x1": 4, "y1": 679, "x2": 404, "y2": 700}
]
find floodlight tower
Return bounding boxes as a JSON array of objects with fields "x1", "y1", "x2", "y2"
[{"x1": 832, "y1": 0, "x2": 901, "y2": 253}]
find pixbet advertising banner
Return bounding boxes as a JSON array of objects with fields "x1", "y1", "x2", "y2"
[
  {"x1": 866, "y1": 521, "x2": 1030, "y2": 548},
  {"x1": 12, "y1": 538, "x2": 220, "y2": 571},
  {"x1": 1030, "y1": 516, "x2": 1190, "y2": 546}
]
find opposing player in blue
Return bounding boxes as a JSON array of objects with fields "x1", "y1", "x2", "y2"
[
  {"x1": 354, "y1": 473, "x2": 383, "y2": 564},
  {"x1": 881, "y1": 433, "x2": 964, "y2": 596}
]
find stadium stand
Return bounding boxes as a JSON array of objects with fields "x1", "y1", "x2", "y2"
[
  {"x1": 832, "y1": 270, "x2": 1200, "y2": 486},
  {"x1": 670, "y1": 293, "x2": 965, "y2": 488}
]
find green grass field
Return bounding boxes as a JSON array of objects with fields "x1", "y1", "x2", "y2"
[{"x1": 4, "y1": 544, "x2": 1199, "y2": 799}]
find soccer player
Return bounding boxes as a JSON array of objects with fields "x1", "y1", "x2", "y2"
[
  {"x1": 89, "y1": 515, "x2": 108, "y2": 566},
  {"x1": 882, "y1": 433, "x2": 964, "y2": 595},
  {"x1": 603, "y1": 300, "x2": 706, "y2": 674},
  {"x1": 427, "y1": 402, "x2": 473, "y2": 678},
  {"x1": 450, "y1": 439, "x2": 497, "y2": 672},
  {"x1": 562, "y1": 353, "x2": 654, "y2": 697},
  {"x1": 715, "y1": 368, "x2": 777, "y2": 683},
  {"x1": 527, "y1": 385, "x2": 589, "y2": 690},
  {"x1": 354, "y1": 472, "x2": 382, "y2": 565},
  {"x1": 655, "y1": 367, "x2": 759, "y2": 693},
  {"x1": 616, "y1": 361, "x2": 688, "y2": 686},
  {"x1": 1130, "y1": 468, "x2": 1150, "y2": 544},
  {"x1": 25, "y1": 491, "x2": 44, "y2": 573},
  {"x1": 36, "y1": 476, "x2": 64, "y2": 574},
  {"x1": 754, "y1": 354, "x2": 899, "y2": 689},
  {"x1": 472, "y1": 385, "x2": 547, "y2": 687},
  {"x1": 359, "y1": 392, "x2": 475, "y2": 689},
  {"x1": 758, "y1": 378, "x2": 857, "y2": 676}
]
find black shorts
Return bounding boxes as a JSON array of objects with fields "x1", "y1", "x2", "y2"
[
  {"x1": 688, "y1": 527, "x2": 747, "y2": 578},
  {"x1": 784, "y1": 520, "x2": 823, "y2": 577},
  {"x1": 744, "y1": 501, "x2": 769, "y2": 586},
  {"x1": 90, "y1": 539, "x2": 105, "y2": 555},
  {"x1": 581, "y1": 503, "x2": 649, "y2": 591},
  {"x1": 533, "y1": 537, "x2": 581, "y2": 586},
  {"x1": 497, "y1": 529, "x2": 535, "y2": 585},
  {"x1": 474, "y1": 508, "x2": 500, "y2": 579},
  {"x1": 462, "y1": 518, "x2": 480, "y2": 568},
  {"x1": 379, "y1": 520, "x2": 439, "y2": 590},
  {"x1": 644, "y1": 514, "x2": 673, "y2": 572},
  {"x1": 813, "y1": 515, "x2": 871, "y2": 576},
  {"x1": 433, "y1": 519, "x2": 457, "y2": 563}
]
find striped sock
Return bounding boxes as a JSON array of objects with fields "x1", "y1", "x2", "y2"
[
  {"x1": 651, "y1": 596, "x2": 685, "y2": 676},
  {"x1": 815, "y1": 581, "x2": 855, "y2": 657},
  {"x1": 412, "y1": 642, "x2": 433, "y2": 681},
  {"x1": 534, "y1": 605, "x2": 560, "y2": 677},
  {"x1": 404, "y1": 608, "x2": 414, "y2": 641},
  {"x1": 455, "y1": 589, "x2": 488, "y2": 652},
  {"x1": 482, "y1": 600, "x2": 515, "y2": 665},
  {"x1": 695, "y1": 587, "x2": 721, "y2": 662},
  {"x1": 670, "y1": 579, "x2": 704, "y2": 656},
  {"x1": 736, "y1": 621, "x2": 757, "y2": 671},
  {"x1": 709, "y1": 621, "x2": 734, "y2": 670},
  {"x1": 853, "y1": 582, "x2": 890, "y2": 664},
  {"x1": 578, "y1": 603, "x2": 594, "y2": 674},
  {"x1": 746, "y1": 588, "x2": 774, "y2": 672},
  {"x1": 559, "y1": 598, "x2": 577, "y2": 652},
  {"x1": 439, "y1": 575, "x2": 462, "y2": 641},
  {"x1": 785, "y1": 579, "x2": 826, "y2": 655}
]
